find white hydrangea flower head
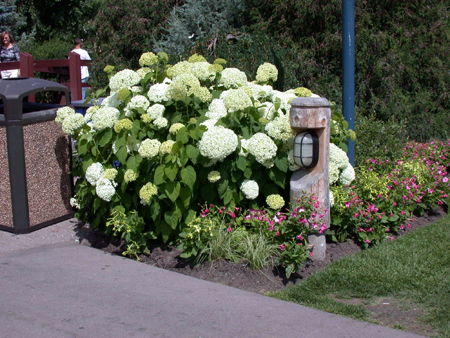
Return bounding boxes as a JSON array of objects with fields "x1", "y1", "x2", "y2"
[
  {"x1": 138, "y1": 138, "x2": 161, "y2": 159},
  {"x1": 167, "y1": 61, "x2": 194, "y2": 78},
  {"x1": 329, "y1": 143, "x2": 350, "y2": 169},
  {"x1": 139, "y1": 182, "x2": 158, "y2": 205},
  {"x1": 153, "y1": 117, "x2": 168, "y2": 129},
  {"x1": 240, "y1": 179, "x2": 259, "y2": 200},
  {"x1": 159, "y1": 140, "x2": 175, "y2": 155},
  {"x1": 109, "y1": 69, "x2": 141, "y2": 93},
  {"x1": 200, "y1": 119, "x2": 218, "y2": 130},
  {"x1": 70, "y1": 197, "x2": 80, "y2": 209},
  {"x1": 169, "y1": 123, "x2": 185, "y2": 134},
  {"x1": 198, "y1": 126, "x2": 238, "y2": 161},
  {"x1": 193, "y1": 86, "x2": 213, "y2": 103},
  {"x1": 86, "y1": 162, "x2": 104, "y2": 186},
  {"x1": 266, "y1": 194, "x2": 285, "y2": 210},
  {"x1": 95, "y1": 178, "x2": 116, "y2": 202},
  {"x1": 128, "y1": 95, "x2": 150, "y2": 110},
  {"x1": 207, "y1": 170, "x2": 221, "y2": 183},
  {"x1": 91, "y1": 107, "x2": 120, "y2": 131},
  {"x1": 62, "y1": 113, "x2": 84, "y2": 135},
  {"x1": 265, "y1": 115, "x2": 294, "y2": 142},
  {"x1": 139, "y1": 52, "x2": 158, "y2": 67},
  {"x1": 166, "y1": 80, "x2": 188, "y2": 101},
  {"x1": 113, "y1": 118, "x2": 132, "y2": 133},
  {"x1": 205, "y1": 99, "x2": 228, "y2": 120},
  {"x1": 286, "y1": 87, "x2": 313, "y2": 97},
  {"x1": 103, "y1": 168, "x2": 118, "y2": 181},
  {"x1": 146, "y1": 104, "x2": 165, "y2": 120},
  {"x1": 191, "y1": 61, "x2": 216, "y2": 81},
  {"x1": 136, "y1": 67, "x2": 152, "y2": 79},
  {"x1": 174, "y1": 73, "x2": 201, "y2": 95},
  {"x1": 339, "y1": 163, "x2": 355, "y2": 185},
  {"x1": 256, "y1": 63, "x2": 278, "y2": 83},
  {"x1": 244, "y1": 82, "x2": 273, "y2": 101},
  {"x1": 101, "y1": 92, "x2": 123, "y2": 108},
  {"x1": 55, "y1": 106, "x2": 75, "y2": 124},
  {"x1": 271, "y1": 90, "x2": 297, "y2": 112},
  {"x1": 130, "y1": 86, "x2": 144, "y2": 94},
  {"x1": 247, "y1": 133, "x2": 278, "y2": 167},
  {"x1": 329, "y1": 190, "x2": 334, "y2": 207},
  {"x1": 124, "y1": 169, "x2": 138, "y2": 183},
  {"x1": 223, "y1": 88, "x2": 253, "y2": 113},
  {"x1": 329, "y1": 162, "x2": 339, "y2": 185},
  {"x1": 84, "y1": 106, "x2": 99, "y2": 123},
  {"x1": 147, "y1": 83, "x2": 169, "y2": 103},
  {"x1": 218, "y1": 68, "x2": 248, "y2": 88}
]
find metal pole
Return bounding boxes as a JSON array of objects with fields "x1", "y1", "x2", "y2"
[{"x1": 342, "y1": 0, "x2": 355, "y2": 165}]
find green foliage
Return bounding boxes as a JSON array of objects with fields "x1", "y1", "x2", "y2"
[
  {"x1": 243, "y1": 0, "x2": 450, "y2": 141},
  {"x1": 354, "y1": 114, "x2": 409, "y2": 165},
  {"x1": 178, "y1": 196, "x2": 325, "y2": 275},
  {"x1": 19, "y1": 37, "x2": 72, "y2": 59},
  {"x1": 17, "y1": 0, "x2": 96, "y2": 42},
  {"x1": 105, "y1": 206, "x2": 156, "y2": 259},
  {"x1": 187, "y1": 30, "x2": 303, "y2": 92},
  {"x1": 154, "y1": 0, "x2": 247, "y2": 56}
]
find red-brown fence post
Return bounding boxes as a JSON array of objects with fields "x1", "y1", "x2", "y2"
[
  {"x1": 19, "y1": 52, "x2": 35, "y2": 102},
  {"x1": 68, "y1": 52, "x2": 82, "y2": 101}
]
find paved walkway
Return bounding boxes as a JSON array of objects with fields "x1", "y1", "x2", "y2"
[{"x1": 0, "y1": 220, "x2": 425, "y2": 338}]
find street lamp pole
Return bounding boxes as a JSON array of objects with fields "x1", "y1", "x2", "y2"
[{"x1": 342, "y1": 0, "x2": 355, "y2": 165}]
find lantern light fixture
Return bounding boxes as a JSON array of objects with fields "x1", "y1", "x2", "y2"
[{"x1": 293, "y1": 130, "x2": 319, "y2": 169}]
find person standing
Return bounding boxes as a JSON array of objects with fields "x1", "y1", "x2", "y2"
[
  {"x1": 70, "y1": 38, "x2": 91, "y2": 100},
  {"x1": 1, "y1": 31, "x2": 20, "y2": 78}
]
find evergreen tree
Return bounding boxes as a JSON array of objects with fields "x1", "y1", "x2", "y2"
[
  {"x1": 0, "y1": 0, "x2": 25, "y2": 37},
  {"x1": 154, "y1": 0, "x2": 247, "y2": 56}
]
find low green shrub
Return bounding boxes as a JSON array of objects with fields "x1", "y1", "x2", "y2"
[
  {"x1": 329, "y1": 140, "x2": 450, "y2": 247},
  {"x1": 355, "y1": 113, "x2": 409, "y2": 165},
  {"x1": 179, "y1": 194, "x2": 327, "y2": 277}
]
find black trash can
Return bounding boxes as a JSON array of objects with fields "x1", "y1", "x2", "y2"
[{"x1": 0, "y1": 78, "x2": 73, "y2": 233}]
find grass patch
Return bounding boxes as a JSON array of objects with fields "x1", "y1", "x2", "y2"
[{"x1": 269, "y1": 214, "x2": 450, "y2": 337}]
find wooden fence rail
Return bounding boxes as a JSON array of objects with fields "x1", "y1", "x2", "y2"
[{"x1": 0, "y1": 52, "x2": 91, "y2": 103}]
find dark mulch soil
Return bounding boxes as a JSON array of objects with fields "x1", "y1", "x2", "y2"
[{"x1": 78, "y1": 207, "x2": 446, "y2": 296}]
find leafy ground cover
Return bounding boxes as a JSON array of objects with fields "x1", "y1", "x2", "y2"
[{"x1": 78, "y1": 205, "x2": 446, "y2": 337}]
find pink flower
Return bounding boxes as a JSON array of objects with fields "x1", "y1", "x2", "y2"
[
  {"x1": 230, "y1": 212, "x2": 236, "y2": 219},
  {"x1": 365, "y1": 239, "x2": 370, "y2": 243},
  {"x1": 296, "y1": 234, "x2": 303, "y2": 241},
  {"x1": 279, "y1": 244, "x2": 285, "y2": 251},
  {"x1": 227, "y1": 227, "x2": 233, "y2": 232},
  {"x1": 276, "y1": 231, "x2": 280, "y2": 236},
  {"x1": 309, "y1": 252, "x2": 314, "y2": 257}
]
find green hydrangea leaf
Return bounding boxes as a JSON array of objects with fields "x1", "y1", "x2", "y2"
[
  {"x1": 165, "y1": 181, "x2": 181, "y2": 202},
  {"x1": 180, "y1": 166, "x2": 196, "y2": 190}
]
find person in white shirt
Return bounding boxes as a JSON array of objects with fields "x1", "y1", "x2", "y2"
[{"x1": 71, "y1": 38, "x2": 91, "y2": 100}]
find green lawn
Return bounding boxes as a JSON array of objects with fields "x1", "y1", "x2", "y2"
[{"x1": 269, "y1": 213, "x2": 450, "y2": 337}]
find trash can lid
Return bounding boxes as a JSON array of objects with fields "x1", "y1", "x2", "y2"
[{"x1": 0, "y1": 78, "x2": 70, "y2": 120}]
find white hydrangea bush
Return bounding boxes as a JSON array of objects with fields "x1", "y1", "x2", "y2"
[{"x1": 55, "y1": 52, "x2": 322, "y2": 243}]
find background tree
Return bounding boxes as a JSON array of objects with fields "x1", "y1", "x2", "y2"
[
  {"x1": 87, "y1": 0, "x2": 184, "y2": 89},
  {"x1": 0, "y1": 0, "x2": 26, "y2": 38},
  {"x1": 153, "y1": 0, "x2": 247, "y2": 56}
]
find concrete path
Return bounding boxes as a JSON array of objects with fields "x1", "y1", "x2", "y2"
[{"x1": 0, "y1": 220, "x2": 425, "y2": 338}]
